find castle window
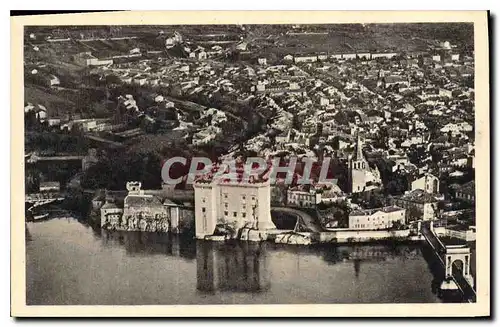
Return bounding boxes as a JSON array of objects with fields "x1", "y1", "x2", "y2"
[
  {"x1": 233, "y1": 212, "x2": 237, "y2": 218},
  {"x1": 224, "y1": 193, "x2": 228, "y2": 199},
  {"x1": 202, "y1": 198, "x2": 206, "y2": 203},
  {"x1": 202, "y1": 207, "x2": 206, "y2": 213},
  {"x1": 224, "y1": 202, "x2": 228, "y2": 208},
  {"x1": 224, "y1": 211, "x2": 228, "y2": 216},
  {"x1": 242, "y1": 213, "x2": 246, "y2": 218}
]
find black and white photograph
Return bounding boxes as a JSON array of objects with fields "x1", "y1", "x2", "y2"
[{"x1": 10, "y1": 11, "x2": 490, "y2": 317}]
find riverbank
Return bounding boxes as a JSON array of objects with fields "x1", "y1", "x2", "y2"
[{"x1": 201, "y1": 226, "x2": 425, "y2": 245}]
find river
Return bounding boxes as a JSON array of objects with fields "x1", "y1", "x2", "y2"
[{"x1": 26, "y1": 217, "x2": 457, "y2": 305}]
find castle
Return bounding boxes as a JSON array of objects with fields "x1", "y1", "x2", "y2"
[
  {"x1": 194, "y1": 175, "x2": 276, "y2": 239},
  {"x1": 100, "y1": 181, "x2": 193, "y2": 233}
]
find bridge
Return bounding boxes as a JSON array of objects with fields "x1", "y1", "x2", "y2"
[
  {"x1": 271, "y1": 207, "x2": 324, "y2": 232},
  {"x1": 419, "y1": 221, "x2": 476, "y2": 302},
  {"x1": 25, "y1": 193, "x2": 65, "y2": 212}
]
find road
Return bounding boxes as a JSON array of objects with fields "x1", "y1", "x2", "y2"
[{"x1": 271, "y1": 207, "x2": 324, "y2": 232}]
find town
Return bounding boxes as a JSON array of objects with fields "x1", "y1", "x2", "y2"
[{"x1": 24, "y1": 24, "x2": 476, "y2": 301}]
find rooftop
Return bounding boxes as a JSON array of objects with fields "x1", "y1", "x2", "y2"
[
  {"x1": 350, "y1": 205, "x2": 405, "y2": 216},
  {"x1": 394, "y1": 189, "x2": 439, "y2": 204},
  {"x1": 124, "y1": 194, "x2": 164, "y2": 208},
  {"x1": 456, "y1": 181, "x2": 475, "y2": 195}
]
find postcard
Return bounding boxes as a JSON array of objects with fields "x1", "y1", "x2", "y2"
[{"x1": 11, "y1": 10, "x2": 490, "y2": 317}]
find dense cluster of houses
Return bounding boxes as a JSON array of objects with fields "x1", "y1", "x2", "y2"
[{"x1": 24, "y1": 29, "x2": 476, "y2": 234}]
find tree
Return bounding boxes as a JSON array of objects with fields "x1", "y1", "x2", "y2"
[
  {"x1": 391, "y1": 220, "x2": 404, "y2": 230},
  {"x1": 407, "y1": 206, "x2": 423, "y2": 223}
]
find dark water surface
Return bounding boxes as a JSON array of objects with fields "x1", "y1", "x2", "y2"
[{"x1": 26, "y1": 217, "x2": 446, "y2": 305}]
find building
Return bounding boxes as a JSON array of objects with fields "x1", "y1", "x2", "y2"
[
  {"x1": 73, "y1": 52, "x2": 113, "y2": 67},
  {"x1": 287, "y1": 188, "x2": 320, "y2": 208},
  {"x1": 342, "y1": 53, "x2": 357, "y2": 60},
  {"x1": 165, "y1": 31, "x2": 183, "y2": 49},
  {"x1": 432, "y1": 54, "x2": 441, "y2": 62},
  {"x1": 384, "y1": 75, "x2": 410, "y2": 89},
  {"x1": 390, "y1": 189, "x2": 439, "y2": 221},
  {"x1": 100, "y1": 199, "x2": 124, "y2": 229},
  {"x1": 411, "y1": 173, "x2": 440, "y2": 194},
  {"x1": 39, "y1": 181, "x2": 60, "y2": 193},
  {"x1": 455, "y1": 181, "x2": 475, "y2": 203},
  {"x1": 440, "y1": 122, "x2": 473, "y2": 134},
  {"x1": 101, "y1": 182, "x2": 170, "y2": 232},
  {"x1": 194, "y1": 175, "x2": 276, "y2": 239},
  {"x1": 162, "y1": 199, "x2": 194, "y2": 233},
  {"x1": 349, "y1": 206, "x2": 406, "y2": 230},
  {"x1": 294, "y1": 55, "x2": 318, "y2": 63},
  {"x1": 372, "y1": 52, "x2": 398, "y2": 59},
  {"x1": 49, "y1": 75, "x2": 60, "y2": 87},
  {"x1": 348, "y1": 134, "x2": 381, "y2": 193},
  {"x1": 257, "y1": 58, "x2": 267, "y2": 65},
  {"x1": 357, "y1": 52, "x2": 371, "y2": 60},
  {"x1": 82, "y1": 148, "x2": 99, "y2": 171},
  {"x1": 439, "y1": 88, "x2": 453, "y2": 98}
]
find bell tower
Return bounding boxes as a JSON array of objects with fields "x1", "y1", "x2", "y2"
[{"x1": 348, "y1": 133, "x2": 369, "y2": 193}]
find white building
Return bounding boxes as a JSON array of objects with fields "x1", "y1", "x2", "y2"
[
  {"x1": 348, "y1": 134, "x2": 382, "y2": 193},
  {"x1": 342, "y1": 53, "x2": 357, "y2": 60},
  {"x1": 194, "y1": 177, "x2": 276, "y2": 239},
  {"x1": 100, "y1": 200, "x2": 124, "y2": 228},
  {"x1": 287, "y1": 189, "x2": 320, "y2": 208},
  {"x1": 357, "y1": 52, "x2": 371, "y2": 60},
  {"x1": 258, "y1": 58, "x2": 267, "y2": 65},
  {"x1": 411, "y1": 173, "x2": 440, "y2": 194},
  {"x1": 294, "y1": 55, "x2": 318, "y2": 63},
  {"x1": 439, "y1": 88, "x2": 453, "y2": 98},
  {"x1": 372, "y1": 53, "x2": 398, "y2": 59},
  {"x1": 391, "y1": 189, "x2": 439, "y2": 221},
  {"x1": 349, "y1": 206, "x2": 406, "y2": 230},
  {"x1": 49, "y1": 75, "x2": 60, "y2": 86},
  {"x1": 39, "y1": 181, "x2": 60, "y2": 193}
]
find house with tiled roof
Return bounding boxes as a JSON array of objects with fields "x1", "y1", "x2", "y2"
[
  {"x1": 455, "y1": 181, "x2": 475, "y2": 203},
  {"x1": 390, "y1": 189, "x2": 440, "y2": 221}
]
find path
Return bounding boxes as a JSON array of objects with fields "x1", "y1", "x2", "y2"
[{"x1": 271, "y1": 207, "x2": 324, "y2": 232}]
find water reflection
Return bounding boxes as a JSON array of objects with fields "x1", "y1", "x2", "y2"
[
  {"x1": 196, "y1": 241, "x2": 270, "y2": 293},
  {"x1": 100, "y1": 229, "x2": 196, "y2": 259},
  {"x1": 26, "y1": 218, "x2": 449, "y2": 304}
]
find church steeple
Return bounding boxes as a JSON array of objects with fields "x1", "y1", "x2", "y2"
[{"x1": 355, "y1": 133, "x2": 365, "y2": 162}]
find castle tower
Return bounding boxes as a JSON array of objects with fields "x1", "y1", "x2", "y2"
[{"x1": 126, "y1": 181, "x2": 144, "y2": 195}]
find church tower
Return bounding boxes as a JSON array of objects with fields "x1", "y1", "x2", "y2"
[{"x1": 348, "y1": 133, "x2": 369, "y2": 193}]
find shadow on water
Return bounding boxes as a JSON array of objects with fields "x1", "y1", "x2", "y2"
[
  {"x1": 196, "y1": 241, "x2": 271, "y2": 294},
  {"x1": 99, "y1": 228, "x2": 197, "y2": 260}
]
